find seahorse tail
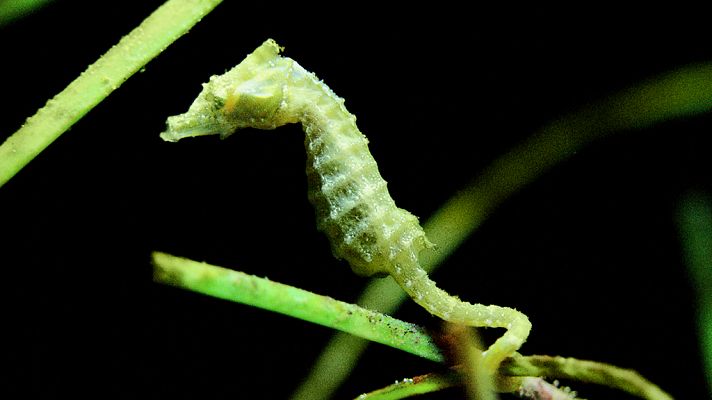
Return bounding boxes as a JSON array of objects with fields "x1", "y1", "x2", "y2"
[{"x1": 387, "y1": 258, "x2": 531, "y2": 373}]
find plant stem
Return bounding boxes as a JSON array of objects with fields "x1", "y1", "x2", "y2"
[
  {"x1": 353, "y1": 373, "x2": 458, "y2": 400},
  {"x1": 501, "y1": 354, "x2": 673, "y2": 400},
  {"x1": 443, "y1": 323, "x2": 496, "y2": 400},
  {"x1": 0, "y1": 0, "x2": 223, "y2": 188},
  {"x1": 677, "y1": 193, "x2": 712, "y2": 395},
  {"x1": 0, "y1": 0, "x2": 54, "y2": 26},
  {"x1": 152, "y1": 251, "x2": 673, "y2": 400},
  {"x1": 152, "y1": 251, "x2": 445, "y2": 363}
]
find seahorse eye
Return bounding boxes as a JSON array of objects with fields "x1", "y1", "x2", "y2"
[{"x1": 223, "y1": 78, "x2": 285, "y2": 130}]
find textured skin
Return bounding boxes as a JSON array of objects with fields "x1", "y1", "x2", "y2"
[
  {"x1": 162, "y1": 39, "x2": 432, "y2": 277},
  {"x1": 161, "y1": 39, "x2": 531, "y2": 373},
  {"x1": 295, "y1": 71, "x2": 433, "y2": 278}
]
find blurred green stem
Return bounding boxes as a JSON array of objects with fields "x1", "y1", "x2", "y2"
[
  {"x1": 0, "y1": 0, "x2": 54, "y2": 25},
  {"x1": 444, "y1": 323, "x2": 496, "y2": 400},
  {"x1": 293, "y1": 62, "x2": 712, "y2": 400},
  {"x1": 0, "y1": 0, "x2": 223, "y2": 188},
  {"x1": 677, "y1": 192, "x2": 712, "y2": 394}
]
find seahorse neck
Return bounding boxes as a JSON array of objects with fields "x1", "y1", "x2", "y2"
[{"x1": 285, "y1": 63, "x2": 361, "y2": 142}]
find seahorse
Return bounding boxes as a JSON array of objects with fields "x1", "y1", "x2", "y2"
[{"x1": 161, "y1": 39, "x2": 531, "y2": 372}]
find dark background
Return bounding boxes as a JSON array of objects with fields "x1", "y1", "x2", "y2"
[{"x1": 1, "y1": 1, "x2": 710, "y2": 398}]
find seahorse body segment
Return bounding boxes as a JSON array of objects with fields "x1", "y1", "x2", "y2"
[{"x1": 161, "y1": 39, "x2": 531, "y2": 372}]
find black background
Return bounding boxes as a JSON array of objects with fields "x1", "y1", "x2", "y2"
[{"x1": 1, "y1": 2, "x2": 710, "y2": 399}]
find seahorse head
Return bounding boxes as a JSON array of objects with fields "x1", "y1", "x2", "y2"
[{"x1": 161, "y1": 39, "x2": 294, "y2": 142}]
